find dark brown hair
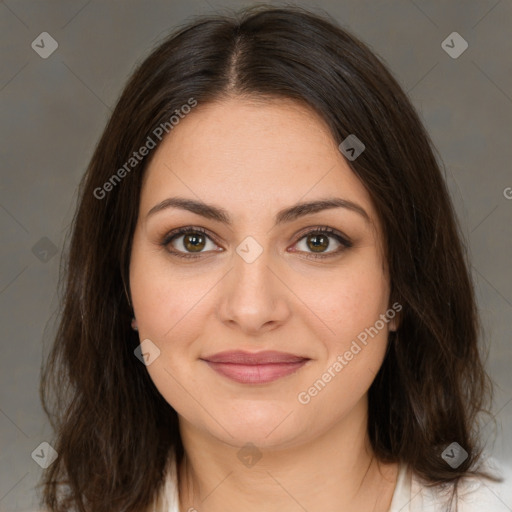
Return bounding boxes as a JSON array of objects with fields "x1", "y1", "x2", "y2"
[{"x1": 39, "y1": 4, "x2": 498, "y2": 511}]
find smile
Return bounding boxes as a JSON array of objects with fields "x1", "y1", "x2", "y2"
[{"x1": 201, "y1": 350, "x2": 311, "y2": 384}]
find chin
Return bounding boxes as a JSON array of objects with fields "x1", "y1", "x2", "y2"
[{"x1": 210, "y1": 401, "x2": 305, "y2": 448}]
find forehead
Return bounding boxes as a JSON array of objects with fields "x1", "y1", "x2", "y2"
[{"x1": 139, "y1": 96, "x2": 376, "y2": 227}]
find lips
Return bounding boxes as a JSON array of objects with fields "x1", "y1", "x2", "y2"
[
  {"x1": 201, "y1": 350, "x2": 310, "y2": 384},
  {"x1": 203, "y1": 350, "x2": 308, "y2": 364}
]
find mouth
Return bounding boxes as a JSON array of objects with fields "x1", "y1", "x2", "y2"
[{"x1": 200, "y1": 350, "x2": 311, "y2": 384}]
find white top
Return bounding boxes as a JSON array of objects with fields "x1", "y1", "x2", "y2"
[
  {"x1": 155, "y1": 454, "x2": 512, "y2": 512},
  {"x1": 388, "y1": 457, "x2": 512, "y2": 511}
]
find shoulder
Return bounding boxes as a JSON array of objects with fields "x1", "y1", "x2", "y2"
[{"x1": 389, "y1": 456, "x2": 512, "y2": 512}]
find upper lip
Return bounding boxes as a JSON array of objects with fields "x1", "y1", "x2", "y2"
[{"x1": 201, "y1": 350, "x2": 309, "y2": 365}]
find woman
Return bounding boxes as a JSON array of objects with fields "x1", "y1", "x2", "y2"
[{"x1": 38, "y1": 5, "x2": 511, "y2": 512}]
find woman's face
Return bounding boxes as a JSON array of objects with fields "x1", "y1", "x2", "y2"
[{"x1": 129, "y1": 97, "x2": 397, "y2": 449}]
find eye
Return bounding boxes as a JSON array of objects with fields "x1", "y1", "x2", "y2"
[
  {"x1": 291, "y1": 226, "x2": 352, "y2": 259},
  {"x1": 161, "y1": 226, "x2": 221, "y2": 259}
]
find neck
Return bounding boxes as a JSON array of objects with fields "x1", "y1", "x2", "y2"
[{"x1": 176, "y1": 398, "x2": 398, "y2": 512}]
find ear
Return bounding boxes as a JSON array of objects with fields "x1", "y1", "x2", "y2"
[
  {"x1": 389, "y1": 314, "x2": 400, "y2": 332},
  {"x1": 131, "y1": 317, "x2": 138, "y2": 331},
  {"x1": 387, "y1": 301, "x2": 403, "y2": 332}
]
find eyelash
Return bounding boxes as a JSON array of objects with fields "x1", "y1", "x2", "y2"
[{"x1": 160, "y1": 225, "x2": 353, "y2": 260}]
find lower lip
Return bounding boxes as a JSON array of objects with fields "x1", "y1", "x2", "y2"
[{"x1": 204, "y1": 360, "x2": 309, "y2": 384}]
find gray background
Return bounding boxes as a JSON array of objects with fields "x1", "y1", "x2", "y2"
[{"x1": 1, "y1": 1, "x2": 511, "y2": 510}]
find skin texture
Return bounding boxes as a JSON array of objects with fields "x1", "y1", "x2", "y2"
[{"x1": 129, "y1": 97, "x2": 399, "y2": 512}]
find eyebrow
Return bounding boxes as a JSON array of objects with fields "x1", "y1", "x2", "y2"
[{"x1": 146, "y1": 196, "x2": 371, "y2": 226}]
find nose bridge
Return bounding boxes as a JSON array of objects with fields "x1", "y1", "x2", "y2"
[
  {"x1": 218, "y1": 235, "x2": 289, "y2": 332},
  {"x1": 232, "y1": 235, "x2": 274, "y2": 300}
]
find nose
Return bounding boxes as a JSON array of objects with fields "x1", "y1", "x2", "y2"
[{"x1": 217, "y1": 243, "x2": 291, "y2": 336}]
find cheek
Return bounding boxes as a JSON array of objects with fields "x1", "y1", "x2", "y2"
[
  {"x1": 292, "y1": 255, "x2": 390, "y2": 343},
  {"x1": 129, "y1": 241, "x2": 209, "y2": 340},
  {"x1": 129, "y1": 245, "x2": 207, "y2": 417},
  {"x1": 291, "y1": 252, "x2": 391, "y2": 403},
  {"x1": 295, "y1": 273, "x2": 391, "y2": 422}
]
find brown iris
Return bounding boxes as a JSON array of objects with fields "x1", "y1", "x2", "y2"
[
  {"x1": 307, "y1": 233, "x2": 329, "y2": 253},
  {"x1": 183, "y1": 232, "x2": 206, "y2": 252}
]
